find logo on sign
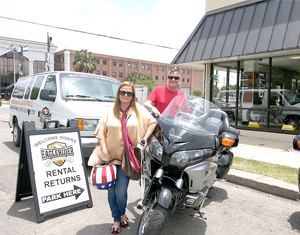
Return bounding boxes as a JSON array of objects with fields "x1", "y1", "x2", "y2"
[
  {"x1": 40, "y1": 107, "x2": 52, "y2": 122},
  {"x1": 41, "y1": 142, "x2": 74, "y2": 167}
]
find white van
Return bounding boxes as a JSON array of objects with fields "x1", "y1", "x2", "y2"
[
  {"x1": 9, "y1": 71, "x2": 120, "y2": 157},
  {"x1": 217, "y1": 89, "x2": 300, "y2": 127}
]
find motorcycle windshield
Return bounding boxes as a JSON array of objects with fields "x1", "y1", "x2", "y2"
[{"x1": 160, "y1": 95, "x2": 223, "y2": 135}]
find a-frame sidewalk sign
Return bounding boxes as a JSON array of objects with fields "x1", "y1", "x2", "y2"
[{"x1": 15, "y1": 119, "x2": 93, "y2": 223}]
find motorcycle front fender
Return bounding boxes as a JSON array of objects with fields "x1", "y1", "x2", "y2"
[
  {"x1": 157, "y1": 186, "x2": 177, "y2": 210},
  {"x1": 142, "y1": 179, "x2": 178, "y2": 211}
]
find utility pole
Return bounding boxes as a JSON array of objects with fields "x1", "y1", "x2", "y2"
[
  {"x1": 45, "y1": 32, "x2": 52, "y2": 71},
  {"x1": 19, "y1": 46, "x2": 24, "y2": 77}
]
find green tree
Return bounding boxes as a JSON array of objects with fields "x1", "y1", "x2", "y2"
[
  {"x1": 126, "y1": 72, "x2": 142, "y2": 84},
  {"x1": 192, "y1": 89, "x2": 203, "y2": 97},
  {"x1": 220, "y1": 84, "x2": 237, "y2": 91},
  {"x1": 126, "y1": 72, "x2": 155, "y2": 93},
  {"x1": 72, "y1": 49, "x2": 97, "y2": 73}
]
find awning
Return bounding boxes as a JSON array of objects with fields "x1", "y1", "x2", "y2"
[{"x1": 172, "y1": 0, "x2": 300, "y2": 66}]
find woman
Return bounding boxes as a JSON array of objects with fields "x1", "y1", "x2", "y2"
[{"x1": 94, "y1": 81, "x2": 157, "y2": 234}]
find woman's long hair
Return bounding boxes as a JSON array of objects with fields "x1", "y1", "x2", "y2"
[{"x1": 113, "y1": 81, "x2": 140, "y2": 121}]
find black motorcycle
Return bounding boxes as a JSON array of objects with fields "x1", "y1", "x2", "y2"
[{"x1": 137, "y1": 96, "x2": 239, "y2": 235}]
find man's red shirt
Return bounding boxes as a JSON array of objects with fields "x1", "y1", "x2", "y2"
[{"x1": 147, "y1": 86, "x2": 187, "y2": 113}]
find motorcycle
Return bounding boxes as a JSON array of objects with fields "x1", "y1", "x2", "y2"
[{"x1": 137, "y1": 96, "x2": 240, "y2": 235}]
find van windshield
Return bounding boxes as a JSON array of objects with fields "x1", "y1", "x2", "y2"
[{"x1": 60, "y1": 73, "x2": 120, "y2": 102}]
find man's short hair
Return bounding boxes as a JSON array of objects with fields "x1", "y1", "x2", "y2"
[{"x1": 168, "y1": 67, "x2": 180, "y2": 77}]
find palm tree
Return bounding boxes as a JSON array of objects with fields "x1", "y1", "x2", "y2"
[{"x1": 72, "y1": 49, "x2": 97, "y2": 73}]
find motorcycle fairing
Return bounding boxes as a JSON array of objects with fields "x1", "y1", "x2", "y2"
[
  {"x1": 157, "y1": 119, "x2": 217, "y2": 155},
  {"x1": 184, "y1": 161, "x2": 218, "y2": 193}
]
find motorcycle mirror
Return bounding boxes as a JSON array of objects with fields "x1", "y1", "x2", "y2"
[{"x1": 220, "y1": 132, "x2": 239, "y2": 147}]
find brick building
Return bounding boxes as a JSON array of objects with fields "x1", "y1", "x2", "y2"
[{"x1": 54, "y1": 49, "x2": 204, "y2": 95}]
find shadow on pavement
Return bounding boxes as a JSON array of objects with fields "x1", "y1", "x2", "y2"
[
  {"x1": 3, "y1": 141, "x2": 19, "y2": 154},
  {"x1": 6, "y1": 197, "x2": 37, "y2": 223},
  {"x1": 287, "y1": 211, "x2": 300, "y2": 232},
  {"x1": 204, "y1": 184, "x2": 229, "y2": 207}
]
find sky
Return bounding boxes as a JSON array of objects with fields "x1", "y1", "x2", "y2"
[{"x1": 0, "y1": 0, "x2": 206, "y2": 64}]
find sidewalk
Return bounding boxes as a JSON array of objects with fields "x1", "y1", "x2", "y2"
[{"x1": 227, "y1": 130, "x2": 300, "y2": 200}]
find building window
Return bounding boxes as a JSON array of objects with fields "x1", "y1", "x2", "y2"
[
  {"x1": 162, "y1": 76, "x2": 164, "y2": 81},
  {"x1": 103, "y1": 71, "x2": 107, "y2": 76},
  {"x1": 113, "y1": 61, "x2": 117, "y2": 66},
  {"x1": 182, "y1": 70, "x2": 185, "y2": 74},
  {"x1": 182, "y1": 78, "x2": 185, "y2": 82},
  {"x1": 103, "y1": 60, "x2": 107, "y2": 65},
  {"x1": 128, "y1": 63, "x2": 131, "y2": 68},
  {"x1": 161, "y1": 67, "x2": 164, "y2": 71},
  {"x1": 119, "y1": 72, "x2": 123, "y2": 77},
  {"x1": 155, "y1": 76, "x2": 158, "y2": 80},
  {"x1": 119, "y1": 62, "x2": 123, "y2": 67},
  {"x1": 113, "y1": 72, "x2": 116, "y2": 77},
  {"x1": 156, "y1": 67, "x2": 158, "y2": 71},
  {"x1": 134, "y1": 64, "x2": 137, "y2": 69},
  {"x1": 187, "y1": 71, "x2": 190, "y2": 74},
  {"x1": 59, "y1": 57, "x2": 62, "y2": 63},
  {"x1": 147, "y1": 65, "x2": 150, "y2": 70},
  {"x1": 96, "y1": 59, "x2": 100, "y2": 64},
  {"x1": 96, "y1": 70, "x2": 100, "y2": 75},
  {"x1": 142, "y1": 65, "x2": 145, "y2": 70},
  {"x1": 187, "y1": 79, "x2": 189, "y2": 82}
]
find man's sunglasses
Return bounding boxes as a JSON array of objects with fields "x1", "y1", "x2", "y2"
[
  {"x1": 168, "y1": 76, "x2": 180, "y2": 80},
  {"x1": 119, "y1": 90, "x2": 134, "y2": 97}
]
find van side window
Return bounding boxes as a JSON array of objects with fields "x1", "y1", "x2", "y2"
[
  {"x1": 24, "y1": 77, "x2": 36, "y2": 99},
  {"x1": 44, "y1": 75, "x2": 57, "y2": 95},
  {"x1": 30, "y1": 76, "x2": 45, "y2": 100},
  {"x1": 12, "y1": 78, "x2": 29, "y2": 99}
]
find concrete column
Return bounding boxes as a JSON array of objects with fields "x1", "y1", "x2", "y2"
[
  {"x1": 64, "y1": 51, "x2": 70, "y2": 71},
  {"x1": 29, "y1": 60, "x2": 34, "y2": 75},
  {"x1": 204, "y1": 63, "x2": 212, "y2": 101}
]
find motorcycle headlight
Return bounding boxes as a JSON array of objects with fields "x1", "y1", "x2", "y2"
[
  {"x1": 170, "y1": 150, "x2": 204, "y2": 167},
  {"x1": 152, "y1": 140, "x2": 163, "y2": 161},
  {"x1": 77, "y1": 119, "x2": 99, "y2": 131}
]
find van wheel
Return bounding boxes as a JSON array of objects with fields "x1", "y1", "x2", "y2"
[
  {"x1": 287, "y1": 117, "x2": 299, "y2": 128},
  {"x1": 13, "y1": 122, "x2": 21, "y2": 147},
  {"x1": 246, "y1": 109, "x2": 263, "y2": 122}
]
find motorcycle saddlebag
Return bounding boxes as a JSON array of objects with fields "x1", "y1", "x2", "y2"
[{"x1": 216, "y1": 150, "x2": 234, "y2": 179}]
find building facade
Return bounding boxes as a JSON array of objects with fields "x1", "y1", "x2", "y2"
[
  {"x1": 54, "y1": 49, "x2": 204, "y2": 95},
  {"x1": 172, "y1": 0, "x2": 300, "y2": 134},
  {"x1": 0, "y1": 36, "x2": 57, "y2": 99}
]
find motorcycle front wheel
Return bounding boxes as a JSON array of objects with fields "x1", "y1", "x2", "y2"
[{"x1": 136, "y1": 199, "x2": 171, "y2": 235}]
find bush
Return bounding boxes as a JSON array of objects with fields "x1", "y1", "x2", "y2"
[{"x1": 192, "y1": 89, "x2": 203, "y2": 97}]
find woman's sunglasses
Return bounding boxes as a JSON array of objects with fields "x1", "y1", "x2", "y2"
[
  {"x1": 119, "y1": 90, "x2": 134, "y2": 97},
  {"x1": 168, "y1": 76, "x2": 180, "y2": 80}
]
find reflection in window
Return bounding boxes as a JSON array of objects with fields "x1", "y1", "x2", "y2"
[
  {"x1": 44, "y1": 75, "x2": 57, "y2": 95},
  {"x1": 30, "y1": 76, "x2": 45, "y2": 100}
]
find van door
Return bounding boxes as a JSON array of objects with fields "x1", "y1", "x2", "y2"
[
  {"x1": 22, "y1": 76, "x2": 36, "y2": 124},
  {"x1": 37, "y1": 74, "x2": 57, "y2": 128},
  {"x1": 28, "y1": 75, "x2": 46, "y2": 129}
]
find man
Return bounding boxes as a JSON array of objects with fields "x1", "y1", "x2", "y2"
[
  {"x1": 144, "y1": 68, "x2": 187, "y2": 116},
  {"x1": 137, "y1": 68, "x2": 188, "y2": 209}
]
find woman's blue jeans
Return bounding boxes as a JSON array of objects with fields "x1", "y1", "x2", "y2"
[{"x1": 108, "y1": 165, "x2": 130, "y2": 222}]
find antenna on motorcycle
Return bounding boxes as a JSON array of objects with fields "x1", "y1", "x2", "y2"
[{"x1": 202, "y1": 73, "x2": 215, "y2": 98}]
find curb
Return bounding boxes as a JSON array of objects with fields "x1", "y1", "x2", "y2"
[{"x1": 226, "y1": 169, "x2": 299, "y2": 200}]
